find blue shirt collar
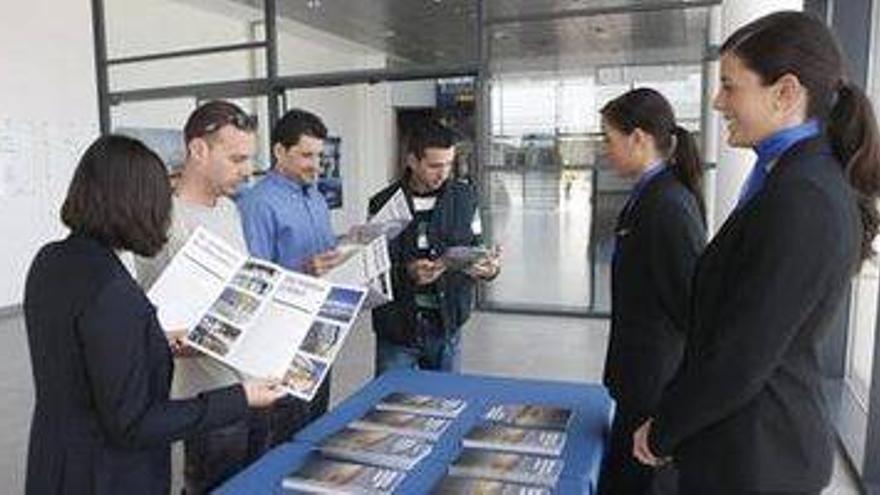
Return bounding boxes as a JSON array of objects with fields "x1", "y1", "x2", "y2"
[
  {"x1": 754, "y1": 119, "x2": 821, "y2": 170},
  {"x1": 268, "y1": 169, "x2": 313, "y2": 195},
  {"x1": 632, "y1": 159, "x2": 666, "y2": 196}
]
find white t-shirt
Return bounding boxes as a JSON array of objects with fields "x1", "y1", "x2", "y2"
[{"x1": 135, "y1": 195, "x2": 247, "y2": 398}]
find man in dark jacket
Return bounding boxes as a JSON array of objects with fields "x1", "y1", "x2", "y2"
[{"x1": 369, "y1": 120, "x2": 500, "y2": 375}]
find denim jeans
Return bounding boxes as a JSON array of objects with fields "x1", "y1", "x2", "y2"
[{"x1": 374, "y1": 314, "x2": 461, "y2": 376}]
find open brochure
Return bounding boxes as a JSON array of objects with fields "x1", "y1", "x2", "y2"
[
  {"x1": 442, "y1": 245, "x2": 495, "y2": 272},
  {"x1": 323, "y1": 186, "x2": 413, "y2": 308},
  {"x1": 147, "y1": 227, "x2": 367, "y2": 402},
  {"x1": 325, "y1": 233, "x2": 393, "y2": 309},
  {"x1": 366, "y1": 186, "x2": 412, "y2": 239}
]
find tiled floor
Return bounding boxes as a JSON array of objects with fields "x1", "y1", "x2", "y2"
[{"x1": 0, "y1": 310, "x2": 863, "y2": 493}]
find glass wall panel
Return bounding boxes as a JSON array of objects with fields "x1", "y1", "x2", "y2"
[
  {"x1": 104, "y1": 0, "x2": 264, "y2": 91},
  {"x1": 482, "y1": 65, "x2": 703, "y2": 313}
]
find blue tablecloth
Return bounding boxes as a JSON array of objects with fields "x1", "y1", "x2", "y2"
[{"x1": 215, "y1": 370, "x2": 613, "y2": 494}]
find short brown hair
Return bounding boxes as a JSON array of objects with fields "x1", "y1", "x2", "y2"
[
  {"x1": 61, "y1": 135, "x2": 172, "y2": 256},
  {"x1": 183, "y1": 100, "x2": 257, "y2": 144}
]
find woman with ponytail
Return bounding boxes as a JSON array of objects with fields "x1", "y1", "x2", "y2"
[
  {"x1": 598, "y1": 87, "x2": 707, "y2": 495},
  {"x1": 633, "y1": 11, "x2": 880, "y2": 494}
]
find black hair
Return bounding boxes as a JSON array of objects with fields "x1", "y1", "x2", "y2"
[
  {"x1": 271, "y1": 108, "x2": 328, "y2": 149},
  {"x1": 406, "y1": 119, "x2": 460, "y2": 160},
  {"x1": 61, "y1": 135, "x2": 172, "y2": 256},
  {"x1": 601, "y1": 87, "x2": 705, "y2": 222},
  {"x1": 722, "y1": 11, "x2": 880, "y2": 265}
]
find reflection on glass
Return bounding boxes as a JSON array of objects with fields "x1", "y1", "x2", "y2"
[
  {"x1": 847, "y1": 251, "x2": 879, "y2": 407},
  {"x1": 482, "y1": 66, "x2": 703, "y2": 313}
]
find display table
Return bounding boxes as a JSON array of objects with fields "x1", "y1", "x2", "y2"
[{"x1": 215, "y1": 369, "x2": 613, "y2": 494}]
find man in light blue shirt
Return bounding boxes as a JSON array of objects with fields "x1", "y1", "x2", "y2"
[{"x1": 237, "y1": 108, "x2": 341, "y2": 447}]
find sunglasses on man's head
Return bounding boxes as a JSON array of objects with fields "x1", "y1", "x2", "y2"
[{"x1": 200, "y1": 112, "x2": 258, "y2": 135}]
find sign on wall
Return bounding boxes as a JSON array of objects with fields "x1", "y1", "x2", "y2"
[{"x1": 318, "y1": 136, "x2": 342, "y2": 209}]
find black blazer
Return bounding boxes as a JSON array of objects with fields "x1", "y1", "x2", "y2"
[
  {"x1": 24, "y1": 234, "x2": 248, "y2": 495},
  {"x1": 604, "y1": 167, "x2": 706, "y2": 413},
  {"x1": 649, "y1": 138, "x2": 861, "y2": 492}
]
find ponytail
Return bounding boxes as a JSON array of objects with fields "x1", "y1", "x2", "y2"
[
  {"x1": 827, "y1": 82, "x2": 880, "y2": 265},
  {"x1": 669, "y1": 125, "x2": 706, "y2": 224}
]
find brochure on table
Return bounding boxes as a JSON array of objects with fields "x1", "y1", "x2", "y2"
[{"x1": 147, "y1": 226, "x2": 367, "y2": 401}]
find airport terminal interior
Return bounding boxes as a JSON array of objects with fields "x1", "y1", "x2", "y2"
[{"x1": 2, "y1": 0, "x2": 880, "y2": 493}]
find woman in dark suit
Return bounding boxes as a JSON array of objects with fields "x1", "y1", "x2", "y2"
[
  {"x1": 633, "y1": 12, "x2": 880, "y2": 494},
  {"x1": 23, "y1": 136, "x2": 285, "y2": 494},
  {"x1": 597, "y1": 88, "x2": 707, "y2": 495}
]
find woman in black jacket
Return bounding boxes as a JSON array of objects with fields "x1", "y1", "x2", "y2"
[
  {"x1": 633, "y1": 12, "x2": 880, "y2": 494},
  {"x1": 597, "y1": 88, "x2": 707, "y2": 495},
  {"x1": 23, "y1": 135, "x2": 284, "y2": 494}
]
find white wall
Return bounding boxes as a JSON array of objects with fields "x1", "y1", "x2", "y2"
[
  {"x1": 106, "y1": 0, "x2": 399, "y2": 235},
  {"x1": 0, "y1": 0, "x2": 410, "y2": 307},
  {"x1": 391, "y1": 80, "x2": 437, "y2": 108},
  {"x1": 0, "y1": 0, "x2": 99, "y2": 307},
  {"x1": 711, "y1": 0, "x2": 804, "y2": 228}
]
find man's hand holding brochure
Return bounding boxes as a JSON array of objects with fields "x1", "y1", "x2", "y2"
[{"x1": 324, "y1": 186, "x2": 412, "y2": 306}]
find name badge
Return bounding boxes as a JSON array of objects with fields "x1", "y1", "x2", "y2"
[{"x1": 417, "y1": 232, "x2": 430, "y2": 250}]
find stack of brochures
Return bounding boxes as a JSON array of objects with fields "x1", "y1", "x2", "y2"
[
  {"x1": 449, "y1": 448, "x2": 564, "y2": 486},
  {"x1": 349, "y1": 410, "x2": 452, "y2": 441},
  {"x1": 374, "y1": 392, "x2": 467, "y2": 418},
  {"x1": 284, "y1": 392, "x2": 468, "y2": 492},
  {"x1": 483, "y1": 404, "x2": 572, "y2": 431},
  {"x1": 281, "y1": 455, "x2": 405, "y2": 494},
  {"x1": 441, "y1": 402, "x2": 573, "y2": 492},
  {"x1": 318, "y1": 427, "x2": 433, "y2": 470},
  {"x1": 462, "y1": 424, "x2": 566, "y2": 457},
  {"x1": 432, "y1": 475, "x2": 552, "y2": 495}
]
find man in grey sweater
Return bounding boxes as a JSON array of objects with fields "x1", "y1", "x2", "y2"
[{"x1": 135, "y1": 100, "x2": 257, "y2": 494}]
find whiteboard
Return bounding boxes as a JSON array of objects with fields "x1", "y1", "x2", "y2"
[
  {"x1": 1, "y1": 1, "x2": 99, "y2": 307},
  {"x1": 0, "y1": 119, "x2": 96, "y2": 307}
]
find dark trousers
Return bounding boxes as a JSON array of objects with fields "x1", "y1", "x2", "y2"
[
  {"x1": 678, "y1": 482, "x2": 819, "y2": 495},
  {"x1": 598, "y1": 408, "x2": 677, "y2": 495},
  {"x1": 261, "y1": 370, "x2": 332, "y2": 450},
  {"x1": 183, "y1": 412, "x2": 264, "y2": 494}
]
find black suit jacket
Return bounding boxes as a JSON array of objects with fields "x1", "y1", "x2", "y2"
[
  {"x1": 24, "y1": 234, "x2": 248, "y2": 495},
  {"x1": 649, "y1": 137, "x2": 860, "y2": 492},
  {"x1": 604, "y1": 167, "x2": 706, "y2": 414}
]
